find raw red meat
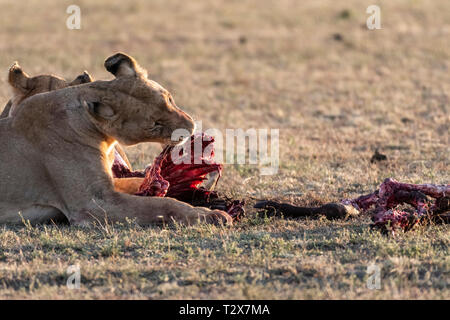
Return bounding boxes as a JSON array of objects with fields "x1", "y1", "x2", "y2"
[
  {"x1": 342, "y1": 178, "x2": 449, "y2": 234},
  {"x1": 113, "y1": 133, "x2": 245, "y2": 221},
  {"x1": 111, "y1": 149, "x2": 145, "y2": 178},
  {"x1": 255, "y1": 178, "x2": 449, "y2": 235}
]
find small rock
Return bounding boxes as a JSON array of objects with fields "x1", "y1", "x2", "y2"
[
  {"x1": 401, "y1": 117, "x2": 413, "y2": 124},
  {"x1": 338, "y1": 9, "x2": 352, "y2": 20},
  {"x1": 370, "y1": 149, "x2": 387, "y2": 163},
  {"x1": 332, "y1": 33, "x2": 343, "y2": 41}
]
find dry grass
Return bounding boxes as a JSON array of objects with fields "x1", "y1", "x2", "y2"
[{"x1": 0, "y1": 0, "x2": 448, "y2": 299}]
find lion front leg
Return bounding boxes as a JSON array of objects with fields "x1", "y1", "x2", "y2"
[{"x1": 68, "y1": 191, "x2": 232, "y2": 227}]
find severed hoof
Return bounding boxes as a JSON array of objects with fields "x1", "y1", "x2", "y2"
[
  {"x1": 254, "y1": 200, "x2": 359, "y2": 220},
  {"x1": 318, "y1": 203, "x2": 356, "y2": 220},
  {"x1": 204, "y1": 209, "x2": 233, "y2": 226}
]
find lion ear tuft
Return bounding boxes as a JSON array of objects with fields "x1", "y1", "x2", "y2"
[
  {"x1": 82, "y1": 71, "x2": 93, "y2": 81},
  {"x1": 69, "y1": 71, "x2": 94, "y2": 86},
  {"x1": 8, "y1": 62, "x2": 30, "y2": 91},
  {"x1": 104, "y1": 53, "x2": 147, "y2": 78}
]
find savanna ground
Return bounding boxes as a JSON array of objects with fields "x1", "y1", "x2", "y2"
[{"x1": 0, "y1": 0, "x2": 448, "y2": 299}]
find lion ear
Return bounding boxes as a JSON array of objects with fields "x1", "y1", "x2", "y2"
[
  {"x1": 82, "y1": 100, "x2": 117, "y2": 121},
  {"x1": 8, "y1": 62, "x2": 30, "y2": 92},
  {"x1": 69, "y1": 71, "x2": 93, "y2": 86},
  {"x1": 104, "y1": 53, "x2": 148, "y2": 78}
]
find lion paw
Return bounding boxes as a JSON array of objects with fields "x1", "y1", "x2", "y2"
[{"x1": 188, "y1": 207, "x2": 233, "y2": 226}]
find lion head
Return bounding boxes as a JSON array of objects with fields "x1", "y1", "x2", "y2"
[
  {"x1": 5, "y1": 63, "x2": 93, "y2": 117},
  {"x1": 79, "y1": 53, "x2": 195, "y2": 146}
]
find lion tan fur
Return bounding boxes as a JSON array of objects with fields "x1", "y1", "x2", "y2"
[
  {"x1": 1, "y1": 64, "x2": 93, "y2": 118},
  {"x1": 0, "y1": 53, "x2": 231, "y2": 226},
  {"x1": 1, "y1": 64, "x2": 134, "y2": 173}
]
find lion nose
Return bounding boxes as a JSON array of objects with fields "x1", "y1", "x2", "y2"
[{"x1": 178, "y1": 109, "x2": 195, "y2": 135}]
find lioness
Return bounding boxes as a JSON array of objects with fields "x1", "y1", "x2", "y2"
[
  {"x1": 1, "y1": 63, "x2": 93, "y2": 118},
  {"x1": 0, "y1": 53, "x2": 232, "y2": 226},
  {"x1": 1, "y1": 62, "x2": 133, "y2": 170}
]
